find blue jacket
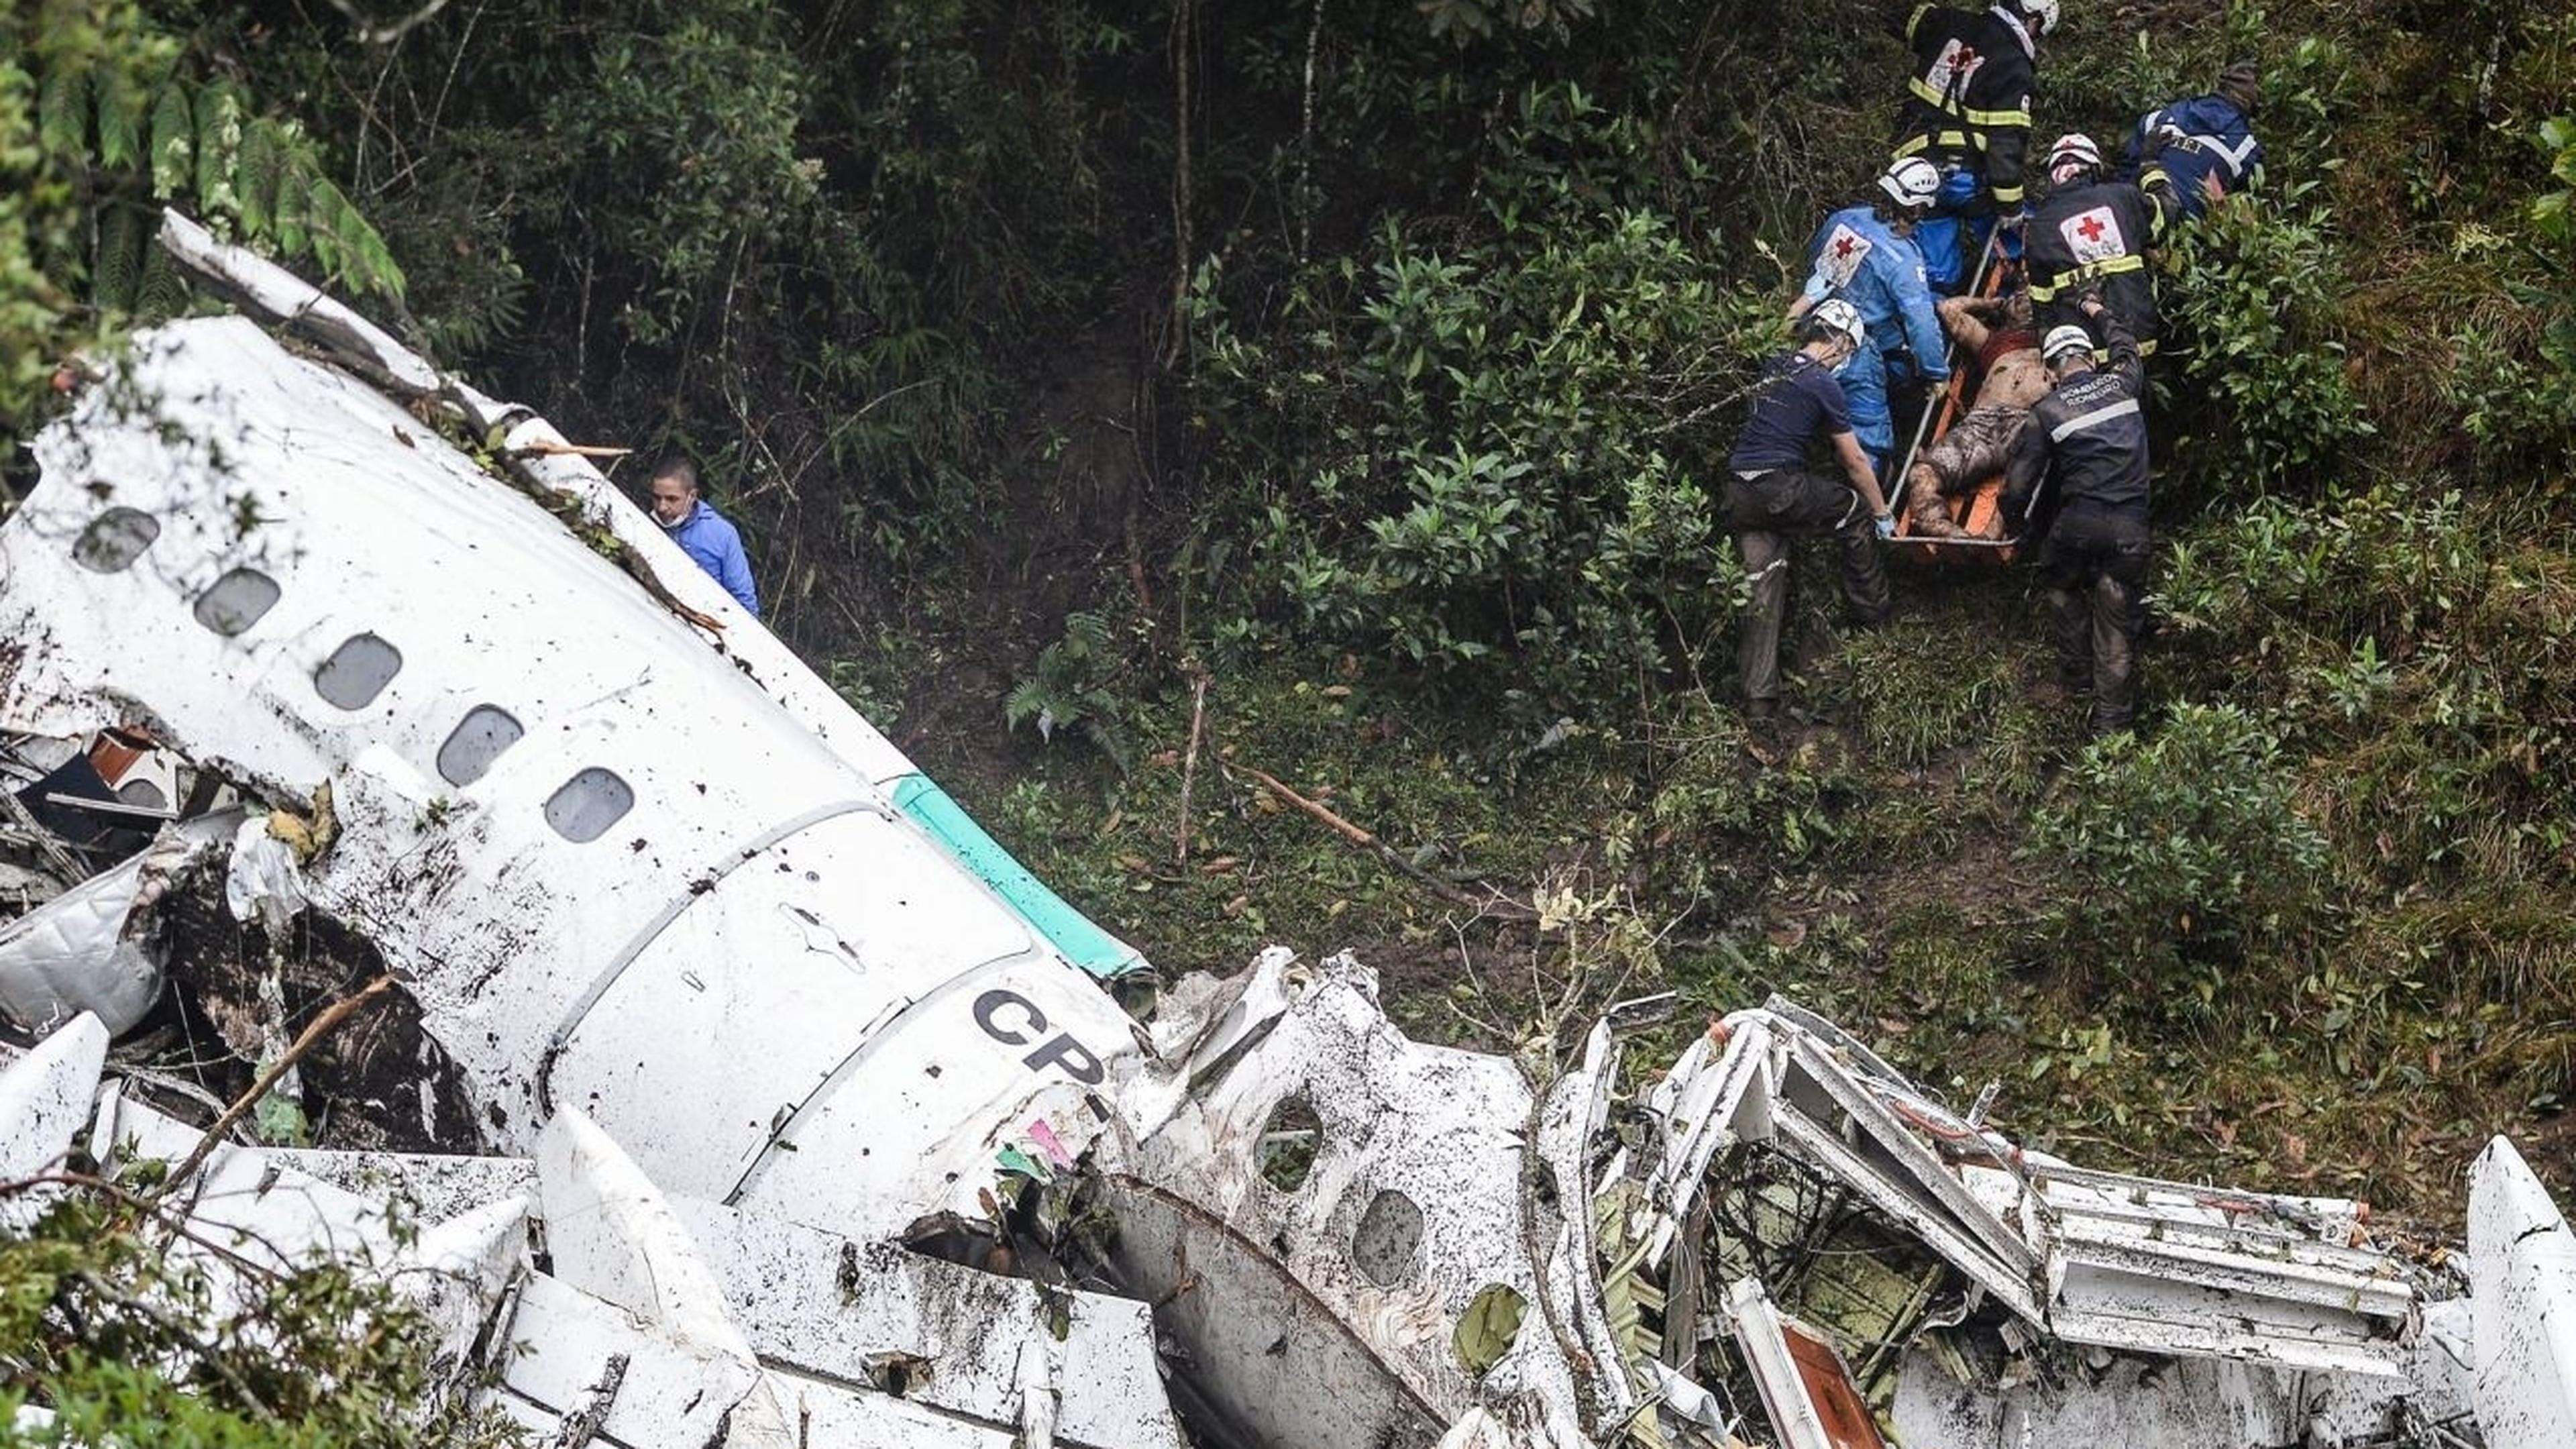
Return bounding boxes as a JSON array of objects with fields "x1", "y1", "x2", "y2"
[
  {"x1": 2120, "y1": 93, "x2": 2263, "y2": 221},
  {"x1": 661, "y1": 500, "x2": 760, "y2": 617},
  {"x1": 1802, "y1": 206, "x2": 1951, "y2": 385}
]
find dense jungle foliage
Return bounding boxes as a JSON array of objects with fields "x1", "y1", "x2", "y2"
[{"x1": 3, "y1": 0, "x2": 2573, "y2": 1426}]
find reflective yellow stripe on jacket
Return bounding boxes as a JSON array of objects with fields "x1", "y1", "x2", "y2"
[{"x1": 2027, "y1": 254, "x2": 2147, "y2": 300}]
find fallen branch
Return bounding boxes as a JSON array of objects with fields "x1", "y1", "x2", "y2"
[
  {"x1": 1231, "y1": 763, "x2": 1536, "y2": 922},
  {"x1": 1174, "y1": 668, "x2": 1210, "y2": 866},
  {"x1": 163, "y1": 975, "x2": 396, "y2": 1189},
  {"x1": 510, "y1": 440, "x2": 635, "y2": 460},
  {"x1": 0, "y1": 781, "x2": 90, "y2": 885}
]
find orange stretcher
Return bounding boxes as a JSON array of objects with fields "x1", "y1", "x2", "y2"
[{"x1": 1886, "y1": 237, "x2": 2020, "y2": 567}]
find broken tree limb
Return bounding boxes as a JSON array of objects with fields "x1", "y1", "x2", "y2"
[
  {"x1": 1174, "y1": 668, "x2": 1209, "y2": 867},
  {"x1": 0, "y1": 782, "x2": 89, "y2": 887},
  {"x1": 548, "y1": 1353, "x2": 630, "y2": 1449},
  {"x1": 162, "y1": 974, "x2": 395, "y2": 1189},
  {"x1": 1230, "y1": 763, "x2": 1536, "y2": 922},
  {"x1": 510, "y1": 440, "x2": 634, "y2": 461}
]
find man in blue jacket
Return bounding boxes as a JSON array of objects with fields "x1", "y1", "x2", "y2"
[
  {"x1": 2118, "y1": 60, "x2": 2265, "y2": 221},
  {"x1": 1793, "y1": 159, "x2": 1954, "y2": 478},
  {"x1": 648, "y1": 456, "x2": 761, "y2": 618}
]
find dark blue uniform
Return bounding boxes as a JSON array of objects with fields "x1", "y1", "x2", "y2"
[
  {"x1": 2118, "y1": 93, "x2": 2263, "y2": 221},
  {"x1": 1725, "y1": 352, "x2": 1890, "y2": 712}
]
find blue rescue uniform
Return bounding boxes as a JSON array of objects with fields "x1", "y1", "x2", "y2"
[{"x1": 1800, "y1": 207, "x2": 1951, "y2": 467}]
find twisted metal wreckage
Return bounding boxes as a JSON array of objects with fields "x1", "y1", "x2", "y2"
[{"x1": 0, "y1": 213, "x2": 2569, "y2": 1448}]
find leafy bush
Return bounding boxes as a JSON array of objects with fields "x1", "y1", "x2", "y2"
[
  {"x1": 2160, "y1": 190, "x2": 2373, "y2": 503},
  {"x1": 1, "y1": 1185, "x2": 512, "y2": 1445},
  {"x1": 1191, "y1": 82, "x2": 1774, "y2": 720},
  {"x1": 2025, "y1": 702, "x2": 2328, "y2": 994},
  {"x1": 2446, "y1": 116, "x2": 2576, "y2": 481}
]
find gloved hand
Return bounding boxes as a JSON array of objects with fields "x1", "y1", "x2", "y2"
[{"x1": 1874, "y1": 513, "x2": 1898, "y2": 541}]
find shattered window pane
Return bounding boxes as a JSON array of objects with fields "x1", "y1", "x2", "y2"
[
  {"x1": 74, "y1": 506, "x2": 160, "y2": 573},
  {"x1": 543, "y1": 767, "x2": 634, "y2": 843},
  {"x1": 314, "y1": 633, "x2": 403, "y2": 710},
  {"x1": 191, "y1": 567, "x2": 281, "y2": 636},
  {"x1": 436, "y1": 706, "x2": 524, "y2": 786}
]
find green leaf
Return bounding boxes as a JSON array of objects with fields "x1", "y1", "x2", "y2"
[
  {"x1": 195, "y1": 79, "x2": 244, "y2": 221},
  {"x1": 38, "y1": 62, "x2": 89, "y2": 158},
  {"x1": 148, "y1": 83, "x2": 191, "y2": 198},
  {"x1": 95, "y1": 68, "x2": 142, "y2": 170}
]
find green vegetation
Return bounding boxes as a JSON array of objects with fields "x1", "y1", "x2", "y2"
[
  {"x1": 3, "y1": 0, "x2": 2573, "y2": 1426},
  {"x1": 0, "y1": 1179, "x2": 511, "y2": 1445}
]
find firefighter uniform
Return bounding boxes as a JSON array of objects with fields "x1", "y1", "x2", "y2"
[
  {"x1": 2002, "y1": 313, "x2": 2152, "y2": 734},
  {"x1": 2025, "y1": 172, "x2": 2178, "y2": 354},
  {"x1": 1891, "y1": 3, "x2": 2039, "y2": 209}
]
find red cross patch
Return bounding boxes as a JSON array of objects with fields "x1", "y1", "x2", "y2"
[
  {"x1": 2059, "y1": 205, "x2": 2126, "y2": 264},
  {"x1": 1819, "y1": 222, "x2": 1872, "y2": 288}
]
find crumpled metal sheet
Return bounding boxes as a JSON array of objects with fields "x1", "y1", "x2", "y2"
[{"x1": 0, "y1": 810, "x2": 237, "y2": 1034}]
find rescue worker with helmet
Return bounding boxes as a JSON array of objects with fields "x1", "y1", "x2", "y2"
[
  {"x1": 2001, "y1": 294, "x2": 2151, "y2": 735},
  {"x1": 1890, "y1": 0, "x2": 2060, "y2": 292},
  {"x1": 2118, "y1": 60, "x2": 2266, "y2": 221},
  {"x1": 1725, "y1": 299, "x2": 1896, "y2": 722},
  {"x1": 2027, "y1": 131, "x2": 2180, "y2": 354},
  {"x1": 1792, "y1": 158, "x2": 1953, "y2": 480}
]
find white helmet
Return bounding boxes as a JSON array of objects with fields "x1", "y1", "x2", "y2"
[
  {"x1": 2041, "y1": 323, "x2": 2094, "y2": 362},
  {"x1": 1811, "y1": 299, "x2": 1867, "y2": 351},
  {"x1": 2047, "y1": 131, "x2": 2102, "y2": 182},
  {"x1": 1878, "y1": 156, "x2": 1941, "y2": 212},
  {"x1": 2019, "y1": 0, "x2": 2060, "y2": 36}
]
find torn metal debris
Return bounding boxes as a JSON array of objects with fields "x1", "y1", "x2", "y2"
[{"x1": 2, "y1": 211, "x2": 2569, "y2": 1448}]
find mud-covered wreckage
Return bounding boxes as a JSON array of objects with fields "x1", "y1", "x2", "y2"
[{"x1": 1, "y1": 213, "x2": 2569, "y2": 1448}]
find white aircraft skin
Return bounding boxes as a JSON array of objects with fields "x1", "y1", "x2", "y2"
[{"x1": 0, "y1": 303, "x2": 1136, "y2": 1247}]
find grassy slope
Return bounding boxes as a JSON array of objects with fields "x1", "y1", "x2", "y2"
[{"x1": 857, "y1": 1, "x2": 2576, "y2": 1228}]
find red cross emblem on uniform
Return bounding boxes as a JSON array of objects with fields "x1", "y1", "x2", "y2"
[
  {"x1": 1834, "y1": 236, "x2": 1859, "y2": 258},
  {"x1": 2076, "y1": 214, "x2": 2108, "y2": 242}
]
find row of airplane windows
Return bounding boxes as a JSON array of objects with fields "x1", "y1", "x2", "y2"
[{"x1": 72, "y1": 504, "x2": 635, "y2": 843}]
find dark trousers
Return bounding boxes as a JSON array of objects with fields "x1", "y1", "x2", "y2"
[
  {"x1": 2036, "y1": 508, "x2": 2150, "y2": 733},
  {"x1": 1725, "y1": 467, "x2": 1890, "y2": 706}
]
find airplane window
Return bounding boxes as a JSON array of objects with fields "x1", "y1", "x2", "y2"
[
  {"x1": 73, "y1": 507, "x2": 160, "y2": 573},
  {"x1": 191, "y1": 568, "x2": 280, "y2": 636},
  {"x1": 314, "y1": 633, "x2": 403, "y2": 710},
  {"x1": 543, "y1": 768, "x2": 634, "y2": 843},
  {"x1": 436, "y1": 706, "x2": 524, "y2": 786}
]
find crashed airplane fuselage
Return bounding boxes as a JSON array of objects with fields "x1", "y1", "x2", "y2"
[{"x1": 3, "y1": 214, "x2": 2572, "y2": 1449}]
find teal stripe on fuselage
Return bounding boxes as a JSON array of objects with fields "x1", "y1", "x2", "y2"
[{"x1": 890, "y1": 774, "x2": 1146, "y2": 979}]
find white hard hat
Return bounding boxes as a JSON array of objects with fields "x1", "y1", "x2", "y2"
[
  {"x1": 2049, "y1": 132, "x2": 2102, "y2": 170},
  {"x1": 2041, "y1": 323, "x2": 2094, "y2": 362},
  {"x1": 1811, "y1": 299, "x2": 1868, "y2": 351},
  {"x1": 1878, "y1": 156, "x2": 1941, "y2": 212},
  {"x1": 2021, "y1": 0, "x2": 2061, "y2": 36}
]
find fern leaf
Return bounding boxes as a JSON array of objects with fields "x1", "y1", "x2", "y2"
[
  {"x1": 195, "y1": 79, "x2": 244, "y2": 223},
  {"x1": 136, "y1": 239, "x2": 191, "y2": 319},
  {"x1": 235, "y1": 118, "x2": 280, "y2": 239},
  {"x1": 148, "y1": 83, "x2": 193, "y2": 198},
  {"x1": 273, "y1": 140, "x2": 312, "y2": 256},
  {"x1": 39, "y1": 63, "x2": 90, "y2": 158},
  {"x1": 95, "y1": 67, "x2": 142, "y2": 170},
  {"x1": 95, "y1": 203, "x2": 146, "y2": 313},
  {"x1": 306, "y1": 174, "x2": 354, "y2": 275}
]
